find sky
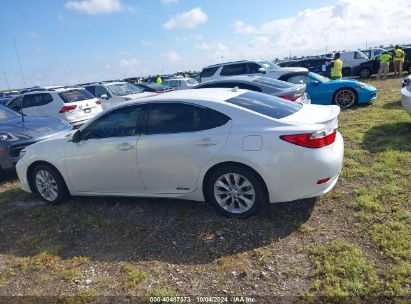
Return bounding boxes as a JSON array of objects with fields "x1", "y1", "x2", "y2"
[{"x1": 0, "y1": 0, "x2": 410, "y2": 89}]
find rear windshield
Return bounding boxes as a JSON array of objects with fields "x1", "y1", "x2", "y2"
[
  {"x1": 254, "y1": 77, "x2": 294, "y2": 88},
  {"x1": 226, "y1": 91, "x2": 302, "y2": 119},
  {"x1": 59, "y1": 89, "x2": 95, "y2": 103}
]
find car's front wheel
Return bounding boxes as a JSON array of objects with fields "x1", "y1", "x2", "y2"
[
  {"x1": 359, "y1": 68, "x2": 371, "y2": 78},
  {"x1": 205, "y1": 165, "x2": 266, "y2": 218},
  {"x1": 333, "y1": 88, "x2": 358, "y2": 109},
  {"x1": 31, "y1": 164, "x2": 69, "y2": 204}
]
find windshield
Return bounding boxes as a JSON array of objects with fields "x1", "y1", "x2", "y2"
[
  {"x1": 186, "y1": 78, "x2": 199, "y2": 86},
  {"x1": 0, "y1": 105, "x2": 20, "y2": 120},
  {"x1": 226, "y1": 91, "x2": 302, "y2": 119},
  {"x1": 107, "y1": 83, "x2": 144, "y2": 96},
  {"x1": 308, "y1": 72, "x2": 330, "y2": 83},
  {"x1": 259, "y1": 60, "x2": 280, "y2": 70}
]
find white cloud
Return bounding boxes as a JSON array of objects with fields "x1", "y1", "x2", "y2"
[
  {"x1": 120, "y1": 57, "x2": 141, "y2": 66},
  {"x1": 163, "y1": 50, "x2": 182, "y2": 62},
  {"x1": 196, "y1": 42, "x2": 228, "y2": 52},
  {"x1": 232, "y1": 0, "x2": 411, "y2": 58},
  {"x1": 160, "y1": 0, "x2": 179, "y2": 5},
  {"x1": 163, "y1": 7, "x2": 207, "y2": 30},
  {"x1": 65, "y1": 0, "x2": 135, "y2": 15}
]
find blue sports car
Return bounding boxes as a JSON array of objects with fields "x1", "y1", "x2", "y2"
[
  {"x1": 278, "y1": 71, "x2": 377, "y2": 108},
  {"x1": 0, "y1": 104, "x2": 71, "y2": 176}
]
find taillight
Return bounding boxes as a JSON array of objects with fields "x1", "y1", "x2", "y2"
[
  {"x1": 95, "y1": 100, "x2": 101, "y2": 105},
  {"x1": 280, "y1": 129, "x2": 337, "y2": 148},
  {"x1": 59, "y1": 105, "x2": 77, "y2": 113},
  {"x1": 280, "y1": 94, "x2": 302, "y2": 102}
]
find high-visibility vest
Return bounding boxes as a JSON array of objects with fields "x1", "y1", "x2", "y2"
[
  {"x1": 156, "y1": 77, "x2": 162, "y2": 84},
  {"x1": 379, "y1": 54, "x2": 392, "y2": 64},
  {"x1": 394, "y1": 49, "x2": 405, "y2": 62},
  {"x1": 331, "y1": 59, "x2": 343, "y2": 77}
]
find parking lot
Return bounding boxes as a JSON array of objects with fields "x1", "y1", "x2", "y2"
[{"x1": 0, "y1": 77, "x2": 409, "y2": 301}]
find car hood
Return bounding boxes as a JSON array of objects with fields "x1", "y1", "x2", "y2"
[{"x1": 0, "y1": 116, "x2": 71, "y2": 140}]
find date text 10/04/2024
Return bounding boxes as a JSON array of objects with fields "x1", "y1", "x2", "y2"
[{"x1": 149, "y1": 296, "x2": 257, "y2": 303}]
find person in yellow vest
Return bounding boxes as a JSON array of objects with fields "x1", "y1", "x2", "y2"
[
  {"x1": 331, "y1": 53, "x2": 343, "y2": 80},
  {"x1": 156, "y1": 75, "x2": 162, "y2": 84},
  {"x1": 377, "y1": 51, "x2": 392, "y2": 80},
  {"x1": 393, "y1": 45, "x2": 405, "y2": 78}
]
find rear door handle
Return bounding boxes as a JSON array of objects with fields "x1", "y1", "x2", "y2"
[{"x1": 116, "y1": 143, "x2": 135, "y2": 151}]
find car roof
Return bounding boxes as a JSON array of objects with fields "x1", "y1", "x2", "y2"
[
  {"x1": 204, "y1": 59, "x2": 265, "y2": 68},
  {"x1": 54, "y1": 87, "x2": 86, "y2": 92},
  {"x1": 125, "y1": 88, "x2": 245, "y2": 105}
]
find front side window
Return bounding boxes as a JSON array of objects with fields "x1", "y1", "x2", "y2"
[
  {"x1": 81, "y1": 105, "x2": 145, "y2": 140},
  {"x1": 221, "y1": 64, "x2": 247, "y2": 76},
  {"x1": 287, "y1": 75, "x2": 311, "y2": 85},
  {"x1": 226, "y1": 91, "x2": 302, "y2": 119},
  {"x1": 146, "y1": 103, "x2": 230, "y2": 135},
  {"x1": 106, "y1": 83, "x2": 144, "y2": 96}
]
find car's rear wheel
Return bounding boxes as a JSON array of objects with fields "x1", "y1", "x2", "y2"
[
  {"x1": 359, "y1": 68, "x2": 371, "y2": 78},
  {"x1": 333, "y1": 88, "x2": 357, "y2": 109},
  {"x1": 31, "y1": 164, "x2": 69, "y2": 204},
  {"x1": 205, "y1": 165, "x2": 266, "y2": 218}
]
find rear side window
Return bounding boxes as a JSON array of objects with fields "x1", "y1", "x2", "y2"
[
  {"x1": 84, "y1": 86, "x2": 95, "y2": 95},
  {"x1": 59, "y1": 89, "x2": 95, "y2": 103},
  {"x1": 146, "y1": 103, "x2": 230, "y2": 135},
  {"x1": 226, "y1": 91, "x2": 302, "y2": 119},
  {"x1": 200, "y1": 67, "x2": 219, "y2": 78},
  {"x1": 221, "y1": 64, "x2": 247, "y2": 76},
  {"x1": 23, "y1": 93, "x2": 53, "y2": 108}
]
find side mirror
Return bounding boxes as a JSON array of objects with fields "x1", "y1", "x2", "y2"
[
  {"x1": 100, "y1": 94, "x2": 109, "y2": 99},
  {"x1": 71, "y1": 129, "x2": 82, "y2": 143},
  {"x1": 258, "y1": 67, "x2": 266, "y2": 74},
  {"x1": 311, "y1": 80, "x2": 320, "y2": 86}
]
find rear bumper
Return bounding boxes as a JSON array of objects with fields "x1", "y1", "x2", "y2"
[{"x1": 401, "y1": 87, "x2": 411, "y2": 114}]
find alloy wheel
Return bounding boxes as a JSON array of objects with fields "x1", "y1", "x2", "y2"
[
  {"x1": 35, "y1": 170, "x2": 59, "y2": 202},
  {"x1": 213, "y1": 173, "x2": 256, "y2": 214},
  {"x1": 335, "y1": 89, "x2": 356, "y2": 108}
]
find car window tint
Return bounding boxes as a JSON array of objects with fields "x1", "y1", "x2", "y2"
[
  {"x1": 84, "y1": 86, "x2": 95, "y2": 96},
  {"x1": 94, "y1": 86, "x2": 109, "y2": 98},
  {"x1": 200, "y1": 66, "x2": 219, "y2": 78},
  {"x1": 23, "y1": 93, "x2": 53, "y2": 108},
  {"x1": 226, "y1": 91, "x2": 302, "y2": 119},
  {"x1": 146, "y1": 103, "x2": 230, "y2": 135},
  {"x1": 81, "y1": 105, "x2": 145, "y2": 140},
  {"x1": 221, "y1": 63, "x2": 247, "y2": 76},
  {"x1": 287, "y1": 75, "x2": 311, "y2": 84},
  {"x1": 8, "y1": 97, "x2": 23, "y2": 110},
  {"x1": 245, "y1": 63, "x2": 262, "y2": 74},
  {"x1": 59, "y1": 89, "x2": 95, "y2": 103}
]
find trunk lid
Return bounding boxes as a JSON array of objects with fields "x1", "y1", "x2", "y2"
[{"x1": 279, "y1": 104, "x2": 340, "y2": 129}]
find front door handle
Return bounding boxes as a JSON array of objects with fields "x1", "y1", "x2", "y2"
[
  {"x1": 196, "y1": 140, "x2": 217, "y2": 147},
  {"x1": 116, "y1": 143, "x2": 135, "y2": 151}
]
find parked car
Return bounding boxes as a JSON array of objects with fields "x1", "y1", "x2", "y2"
[
  {"x1": 361, "y1": 48, "x2": 387, "y2": 60},
  {"x1": 162, "y1": 77, "x2": 199, "y2": 90},
  {"x1": 16, "y1": 89, "x2": 343, "y2": 218},
  {"x1": 0, "y1": 91, "x2": 19, "y2": 104},
  {"x1": 200, "y1": 60, "x2": 307, "y2": 83},
  {"x1": 401, "y1": 75, "x2": 411, "y2": 114},
  {"x1": 278, "y1": 71, "x2": 377, "y2": 108},
  {"x1": 0, "y1": 104, "x2": 71, "y2": 176},
  {"x1": 125, "y1": 82, "x2": 173, "y2": 93},
  {"x1": 83, "y1": 82, "x2": 156, "y2": 110},
  {"x1": 20, "y1": 86, "x2": 48, "y2": 94},
  {"x1": 278, "y1": 58, "x2": 333, "y2": 77},
  {"x1": 6, "y1": 88, "x2": 103, "y2": 128},
  {"x1": 351, "y1": 59, "x2": 379, "y2": 78},
  {"x1": 194, "y1": 75, "x2": 310, "y2": 104}
]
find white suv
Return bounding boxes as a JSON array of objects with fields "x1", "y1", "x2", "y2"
[
  {"x1": 6, "y1": 88, "x2": 103, "y2": 128},
  {"x1": 200, "y1": 60, "x2": 307, "y2": 83},
  {"x1": 83, "y1": 81, "x2": 156, "y2": 110}
]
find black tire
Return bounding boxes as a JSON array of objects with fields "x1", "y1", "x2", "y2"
[
  {"x1": 205, "y1": 165, "x2": 267, "y2": 218},
  {"x1": 31, "y1": 164, "x2": 69, "y2": 204},
  {"x1": 359, "y1": 68, "x2": 371, "y2": 78},
  {"x1": 333, "y1": 88, "x2": 358, "y2": 109}
]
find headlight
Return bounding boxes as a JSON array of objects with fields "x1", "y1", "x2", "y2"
[
  {"x1": 0, "y1": 133, "x2": 19, "y2": 141},
  {"x1": 357, "y1": 83, "x2": 369, "y2": 89},
  {"x1": 19, "y1": 149, "x2": 27, "y2": 159}
]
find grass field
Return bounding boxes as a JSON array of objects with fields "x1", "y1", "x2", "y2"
[{"x1": 0, "y1": 78, "x2": 410, "y2": 302}]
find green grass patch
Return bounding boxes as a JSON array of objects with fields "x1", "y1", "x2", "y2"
[{"x1": 122, "y1": 263, "x2": 148, "y2": 290}]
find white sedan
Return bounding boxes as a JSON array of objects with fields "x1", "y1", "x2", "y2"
[
  {"x1": 16, "y1": 89, "x2": 344, "y2": 218},
  {"x1": 401, "y1": 76, "x2": 411, "y2": 114}
]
